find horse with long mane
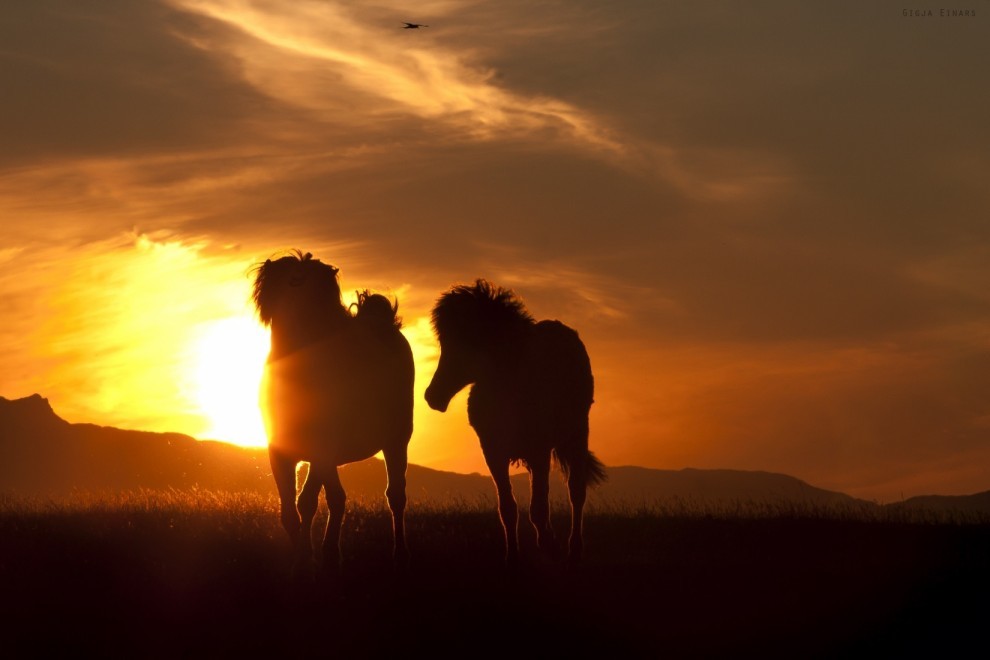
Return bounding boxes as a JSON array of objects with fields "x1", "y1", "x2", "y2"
[
  {"x1": 253, "y1": 251, "x2": 414, "y2": 573},
  {"x1": 424, "y1": 280, "x2": 605, "y2": 565}
]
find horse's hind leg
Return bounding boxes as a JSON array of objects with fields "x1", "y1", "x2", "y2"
[
  {"x1": 383, "y1": 445, "x2": 410, "y2": 572},
  {"x1": 484, "y1": 451, "x2": 519, "y2": 568},
  {"x1": 320, "y1": 467, "x2": 346, "y2": 573},
  {"x1": 528, "y1": 452, "x2": 556, "y2": 558},
  {"x1": 566, "y1": 455, "x2": 589, "y2": 566}
]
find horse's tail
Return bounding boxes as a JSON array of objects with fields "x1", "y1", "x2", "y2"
[{"x1": 552, "y1": 448, "x2": 608, "y2": 488}]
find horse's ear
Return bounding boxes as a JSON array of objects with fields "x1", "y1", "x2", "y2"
[
  {"x1": 265, "y1": 259, "x2": 271, "y2": 265},
  {"x1": 304, "y1": 252, "x2": 313, "y2": 261},
  {"x1": 330, "y1": 265, "x2": 339, "y2": 275}
]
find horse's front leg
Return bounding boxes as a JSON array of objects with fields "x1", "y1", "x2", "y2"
[
  {"x1": 529, "y1": 452, "x2": 556, "y2": 558},
  {"x1": 270, "y1": 448, "x2": 306, "y2": 565},
  {"x1": 383, "y1": 444, "x2": 410, "y2": 572},
  {"x1": 320, "y1": 467, "x2": 347, "y2": 574},
  {"x1": 295, "y1": 464, "x2": 322, "y2": 575},
  {"x1": 484, "y1": 451, "x2": 519, "y2": 568}
]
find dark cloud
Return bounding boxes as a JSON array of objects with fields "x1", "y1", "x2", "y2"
[{"x1": 0, "y1": 1, "x2": 294, "y2": 165}]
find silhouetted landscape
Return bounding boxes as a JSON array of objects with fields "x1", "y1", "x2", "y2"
[
  {"x1": 2, "y1": 393, "x2": 989, "y2": 655},
  {"x1": 4, "y1": 394, "x2": 989, "y2": 513}
]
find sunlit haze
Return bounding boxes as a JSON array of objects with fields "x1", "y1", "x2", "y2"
[{"x1": 190, "y1": 315, "x2": 269, "y2": 447}]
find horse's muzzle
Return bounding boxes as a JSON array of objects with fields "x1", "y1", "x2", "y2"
[{"x1": 424, "y1": 384, "x2": 449, "y2": 413}]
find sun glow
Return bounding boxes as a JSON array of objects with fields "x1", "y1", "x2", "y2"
[{"x1": 190, "y1": 316, "x2": 270, "y2": 447}]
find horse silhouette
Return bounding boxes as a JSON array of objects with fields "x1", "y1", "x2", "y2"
[
  {"x1": 424, "y1": 280, "x2": 605, "y2": 565},
  {"x1": 253, "y1": 251, "x2": 414, "y2": 573}
]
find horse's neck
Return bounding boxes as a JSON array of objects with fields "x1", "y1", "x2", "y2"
[
  {"x1": 269, "y1": 312, "x2": 349, "y2": 359},
  {"x1": 475, "y1": 339, "x2": 526, "y2": 384},
  {"x1": 489, "y1": 326, "x2": 530, "y2": 364}
]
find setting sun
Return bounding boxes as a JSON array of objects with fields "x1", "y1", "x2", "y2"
[{"x1": 190, "y1": 316, "x2": 270, "y2": 447}]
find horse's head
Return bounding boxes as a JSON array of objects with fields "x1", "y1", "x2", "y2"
[
  {"x1": 424, "y1": 333, "x2": 481, "y2": 412},
  {"x1": 354, "y1": 290, "x2": 402, "y2": 331},
  {"x1": 252, "y1": 250, "x2": 345, "y2": 327},
  {"x1": 425, "y1": 280, "x2": 533, "y2": 412}
]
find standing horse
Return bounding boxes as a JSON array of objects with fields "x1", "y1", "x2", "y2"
[
  {"x1": 253, "y1": 251, "x2": 414, "y2": 573},
  {"x1": 424, "y1": 280, "x2": 605, "y2": 565}
]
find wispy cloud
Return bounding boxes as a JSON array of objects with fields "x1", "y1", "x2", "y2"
[
  {"x1": 474, "y1": 246, "x2": 680, "y2": 323},
  {"x1": 170, "y1": 0, "x2": 623, "y2": 152}
]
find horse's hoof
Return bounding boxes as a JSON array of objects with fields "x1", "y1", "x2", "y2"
[
  {"x1": 393, "y1": 550, "x2": 411, "y2": 576},
  {"x1": 538, "y1": 538, "x2": 561, "y2": 563},
  {"x1": 321, "y1": 553, "x2": 342, "y2": 574},
  {"x1": 504, "y1": 551, "x2": 522, "y2": 575},
  {"x1": 318, "y1": 564, "x2": 341, "y2": 585},
  {"x1": 291, "y1": 558, "x2": 317, "y2": 581},
  {"x1": 291, "y1": 562, "x2": 316, "y2": 590}
]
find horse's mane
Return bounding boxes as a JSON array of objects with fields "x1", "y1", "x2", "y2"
[
  {"x1": 431, "y1": 279, "x2": 534, "y2": 345},
  {"x1": 354, "y1": 290, "x2": 403, "y2": 330},
  {"x1": 251, "y1": 250, "x2": 344, "y2": 326}
]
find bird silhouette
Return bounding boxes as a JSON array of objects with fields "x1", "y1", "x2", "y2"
[{"x1": 402, "y1": 22, "x2": 428, "y2": 29}]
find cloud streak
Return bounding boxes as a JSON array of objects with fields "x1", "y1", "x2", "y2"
[{"x1": 171, "y1": 0, "x2": 623, "y2": 153}]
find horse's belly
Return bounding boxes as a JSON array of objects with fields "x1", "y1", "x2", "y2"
[
  {"x1": 263, "y1": 347, "x2": 412, "y2": 465},
  {"x1": 468, "y1": 389, "x2": 583, "y2": 460},
  {"x1": 270, "y1": 423, "x2": 367, "y2": 462},
  {"x1": 269, "y1": 411, "x2": 404, "y2": 466}
]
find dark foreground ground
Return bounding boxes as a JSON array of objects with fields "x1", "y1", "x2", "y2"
[{"x1": 1, "y1": 493, "x2": 987, "y2": 658}]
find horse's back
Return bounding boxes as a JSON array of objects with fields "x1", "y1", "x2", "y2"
[
  {"x1": 336, "y1": 324, "x2": 415, "y2": 450},
  {"x1": 496, "y1": 320, "x2": 593, "y2": 450},
  {"x1": 527, "y1": 320, "x2": 594, "y2": 409},
  {"x1": 378, "y1": 327, "x2": 416, "y2": 438},
  {"x1": 266, "y1": 324, "x2": 414, "y2": 464}
]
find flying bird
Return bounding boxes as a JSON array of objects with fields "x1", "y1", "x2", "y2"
[{"x1": 402, "y1": 22, "x2": 428, "y2": 29}]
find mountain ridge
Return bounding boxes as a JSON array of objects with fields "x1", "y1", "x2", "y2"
[{"x1": 3, "y1": 394, "x2": 987, "y2": 511}]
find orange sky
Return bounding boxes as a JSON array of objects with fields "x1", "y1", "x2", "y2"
[{"x1": 1, "y1": 1, "x2": 989, "y2": 501}]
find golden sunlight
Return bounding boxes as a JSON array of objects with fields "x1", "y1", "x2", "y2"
[{"x1": 190, "y1": 316, "x2": 270, "y2": 447}]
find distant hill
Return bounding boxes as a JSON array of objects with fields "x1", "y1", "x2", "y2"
[
  {"x1": 581, "y1": 465, "x2": 867, "y2": 510},
  {"x1": 0, "y1": 394, "x2": 271, "y2": 494},
  {"x1": 888, "y1": 491, "x2": 990, "y2": 514},
  {"x1": 1, "y1": 394, "x2": 971, "y2": 513}
]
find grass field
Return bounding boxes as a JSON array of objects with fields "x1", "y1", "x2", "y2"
[{"x1": 2, "y1": 490, "x2": 987, "y2": 657}]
